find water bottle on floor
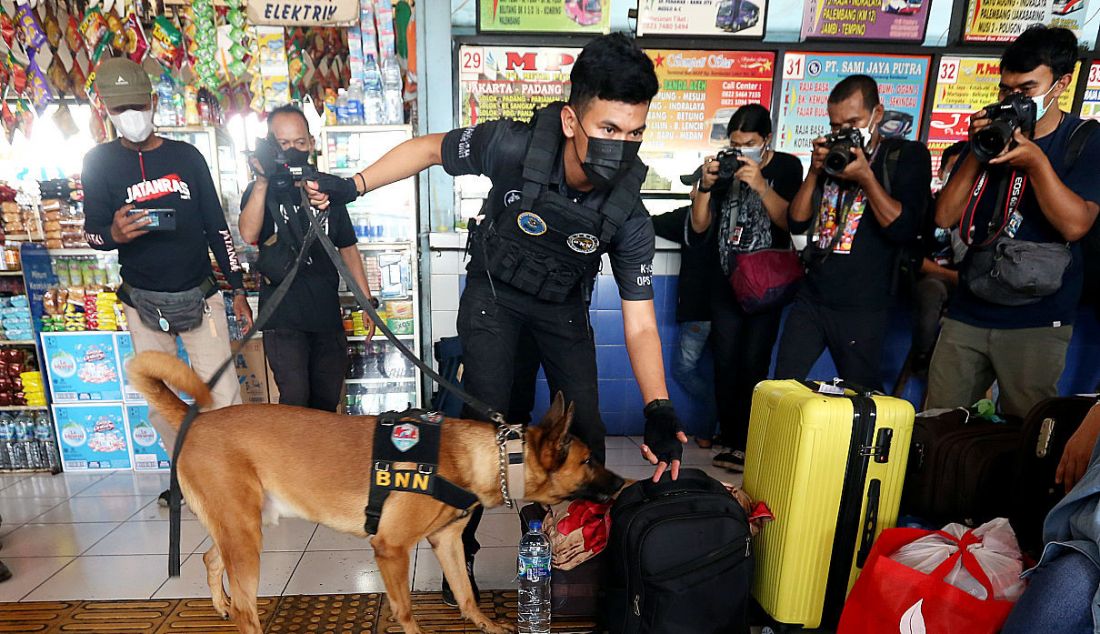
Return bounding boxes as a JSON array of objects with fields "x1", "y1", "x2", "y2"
[
  {"x1": 14, "y1": 411, "x2": 35, "y2": 469},
  {"x1": 517, "y1": 520, "x2": 551, "y2": 634},
  {"x1": 34, "y1": 412, "x2": 60, "y2": 473}
]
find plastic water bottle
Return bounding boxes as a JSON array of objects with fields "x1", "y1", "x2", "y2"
[
  {"x1": 517, "y1": 520, "x2": 551, "y2": 633},
  {"x1": 381, "y1": 57, "x2": 403, "y2": 124},
  {"x1": 14, "y1": 411, "x2": 35, "y2": 469},
  {"x1": 336, "y1": 89, "x2": 350, "y2": 125},
  {"x1": 0, "y1": 414, "x2": 12, "y2": 470},
  {"x1": 363, "y1": 67, "x2": 385, "y2": 125},
  {"x1": 346, "y1": 80, "x2": 366, "y2": 125},
  {"x1": 34, "y1": 412, "x2": 59, "y2": 473}
]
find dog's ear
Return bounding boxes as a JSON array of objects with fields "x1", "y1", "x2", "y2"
[{"x1": 538, "y1": 392, "x2": 575, "y2": 467}]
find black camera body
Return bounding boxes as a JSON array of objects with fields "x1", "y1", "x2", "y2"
[
  {"x1": 251, "y1": 137, "x2": 316, "y2": 192},
  {"x1": 822, "y1": 127, "x2": 866, "y2": 177},
  {"x1": 714, "y1": 148, "x2": 743, "y2": 182},
  {"x1": 972, "y1": 92, "x2": 1037, "y2": 163}
]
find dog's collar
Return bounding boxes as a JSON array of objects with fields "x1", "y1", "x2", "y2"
[{"x1": 495, "y1": 423, "x2": 525, "y2": 508}]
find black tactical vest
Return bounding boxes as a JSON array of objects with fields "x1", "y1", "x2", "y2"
[{"x1": 477, "y1": 102, "x2": 648, "y2": 303}]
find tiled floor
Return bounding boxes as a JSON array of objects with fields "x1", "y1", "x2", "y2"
[{"x1": 0, "y1": 436, "x2": 737, "y2": 603}]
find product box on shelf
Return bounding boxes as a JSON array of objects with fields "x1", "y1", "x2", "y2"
[
  {"x1": 124, "y1": 404, "x2": 170, "y2": 471},
  {"x1": 53, "y1": 403, "x2": 131, "y2": 471},
  {"x1": 235, "y1": 338, "x2": 271, "y2": 405},
  {"x1": 41, "y1": 332, "x2": 123, "y2": 402},
  {"x1": 117, "y1": 333, "x2": 194, "y2": 403}
]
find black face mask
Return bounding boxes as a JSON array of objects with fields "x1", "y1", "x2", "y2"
[
  {"x1": 574, "y1": 121, "x2": 640, "y2": 190},
  {"x1": 282, "y1": 147, "x2": 312, "y2": 168}
]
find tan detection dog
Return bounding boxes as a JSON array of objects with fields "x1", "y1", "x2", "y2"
[{"x1": 127, "y1": 351, "x2": 625, "y2": 634}]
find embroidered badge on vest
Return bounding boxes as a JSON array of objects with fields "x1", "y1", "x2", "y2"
[
  {"x1": 566, "y1": 233, "x2": 599, "y2": 254},
  {"x1": 517, "y1": 212, "x2": 548, "y2": 236},
  {"x1": 391, "y1": 423, "x2": 420, "y2": 452}
]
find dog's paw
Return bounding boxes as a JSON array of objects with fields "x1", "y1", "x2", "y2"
[{"x1": 479, "y1": 621, "x2": 515, "y2": 634}]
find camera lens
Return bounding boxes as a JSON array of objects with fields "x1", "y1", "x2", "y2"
[
  {"x1": 973, "y1": 122, "x2": 1013, "y2": 163},
  {"x1": 824, "y1": 146, "x2": 852, "y2": 177}
]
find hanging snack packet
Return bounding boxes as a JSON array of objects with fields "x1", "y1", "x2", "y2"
[
  {"x1": 78, "y1": 7, "x2": 109, "y2": 58},
  {"x1": 123, "y1": 8, "x2": 148, "y2": 63},
  {"x1": 150, "y1": 16, "x2": 183, "y2": 70}
]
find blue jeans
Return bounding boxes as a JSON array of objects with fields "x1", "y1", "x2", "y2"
[
  {"x1": 1002, "y1": 547, "x2": 1098, "y2": 634},
  {"x1": 672, "y1": 321, "x2": 717, "y2": 440}
]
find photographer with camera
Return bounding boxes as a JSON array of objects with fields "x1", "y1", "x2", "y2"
[
  {"x1": 927, "y1": 26, "x2": 1100, "y2": 421},
  {"x1": 239, "y1": 105, "x2": 375, "y2": 412},
  {"x1": 774, "y1": 75, "x2": 931, "y2": 391},
  {"x1": 687, "y1": 104, "x2": 804, "y2": 471},
  {"x1": 82, "y1": 58, "x2": 252, "y2": 506}
]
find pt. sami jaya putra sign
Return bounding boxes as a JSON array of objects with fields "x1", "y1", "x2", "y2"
[{"x1": 246, "y1": 0, "x2": 357, "y2": 26}]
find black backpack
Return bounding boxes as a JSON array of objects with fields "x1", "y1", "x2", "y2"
[{"x1": 602, "y1": 468, "x2": 752, "y2": 634}]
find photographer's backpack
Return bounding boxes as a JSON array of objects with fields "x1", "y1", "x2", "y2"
[{"x1": 601, "y1": 468, "x2": 753, "y2": 634}]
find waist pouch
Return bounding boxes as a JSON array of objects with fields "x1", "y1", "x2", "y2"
[
  {"x1": 122, "y1": 279, "x2": 214, "y2": 334},
  {"x1": 962, "y1": 237, "x2": 1071, "y2": 306}
]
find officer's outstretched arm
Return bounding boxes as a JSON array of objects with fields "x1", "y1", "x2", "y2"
[
  {"x1": 623, "y1": 299, "x2": 688, "y2": 481},
  {"x1": 355, "y1": 133, "x2": 446, "y2": 194},
  {"x1": 306, "y1": 133, "x2": 445, "y2": 207}
]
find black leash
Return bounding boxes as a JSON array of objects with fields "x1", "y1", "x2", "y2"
[
  {"x1": 166, "y1": 186, "x2": 504, "y2": 576},
  {"x1": 167, "y1": 187, "x2": 325, "y2": 576}
]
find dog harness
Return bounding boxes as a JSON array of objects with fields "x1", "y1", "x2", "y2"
[{"x1": 364, "y1": 409, "x2": 480, "y2": 535}]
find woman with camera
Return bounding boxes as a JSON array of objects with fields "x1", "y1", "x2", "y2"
[{"x1": 691, "y1": 104, "x2": 804, "y2": 472}]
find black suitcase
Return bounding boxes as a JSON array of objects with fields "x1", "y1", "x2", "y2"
[
  {"x1": 1012, "y1": 395, "x2": 1098, "y2": 557},
  {"x1": 901, "y1": 409, "x2": 1021, "y2": 525},
  {"x1": 602, "y1": 468, "x2": 752, "y2": 634}
]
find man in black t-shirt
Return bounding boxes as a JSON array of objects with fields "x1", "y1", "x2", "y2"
[
  {"x1": 239, "y1": 105, "x2": 375, "y2": 412},
  {"x1": 307, "y1": 34, "x2": 688, "y2": 606},
  {"x1": 776, "y1": 75, "x2": 931, "y2": 391},
  {"x1": 928, "y1": 26, "x2": 1100, "y2": 420},
  {"x1": 83, "y1": 58, "x2": 253, "y2": 507}
]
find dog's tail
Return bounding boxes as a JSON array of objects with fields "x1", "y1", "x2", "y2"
[{"x1": 126, "y1": 351, "x2": 213, "y2": 429}]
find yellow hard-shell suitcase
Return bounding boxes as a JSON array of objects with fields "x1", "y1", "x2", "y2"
[{"x1": 743, "y1": 380, "x2": 914, "y2": 630}]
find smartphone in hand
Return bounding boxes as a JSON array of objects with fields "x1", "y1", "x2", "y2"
[{"x1": 127, "y1": 208, "x2": 176, "y2": 231}]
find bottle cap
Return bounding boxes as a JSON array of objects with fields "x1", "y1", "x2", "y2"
[{"x1": 529, "y1": 520, "x2": 542, "y2": 532}]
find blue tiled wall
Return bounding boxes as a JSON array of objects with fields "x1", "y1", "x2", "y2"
[{"x1": 525, "y1": 276, "x2": 1100, "y2": 435}]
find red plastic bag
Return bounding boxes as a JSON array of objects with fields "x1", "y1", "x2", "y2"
[{"x1": 838, "y1": 528, "x2": 1015, "y2": 634}]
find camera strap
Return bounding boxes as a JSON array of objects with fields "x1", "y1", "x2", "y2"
[
  {"x1": 961, "y1": 168, "x2": 1026, "y2": 247},
  {"x1": 166, "y1": 187, "x2": 505, "y2": 578}
]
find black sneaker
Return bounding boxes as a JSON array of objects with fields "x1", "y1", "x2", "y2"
[
  {"x1": 441, "y1": 555, "x2": 478, "y2": 607},
  {"x1": 157, "y1": 489, "x2": 186, "y2": 508},
  {"x1": 0, "y1": 560, "x2": 10, "y2": 583},
  {"x1": 713, "y1": 450, "x2": 746, "y2": 472}
]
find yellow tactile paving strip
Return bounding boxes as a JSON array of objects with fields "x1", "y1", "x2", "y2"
[{"x1": 0, "y1": 593, "x2": 599, "y2": 633}]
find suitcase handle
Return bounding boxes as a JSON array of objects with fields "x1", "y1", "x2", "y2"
[
  {"x1": 856, "y1": 479, "x2": 881, "y2": 568},
  {"x1": 799, "y1": 379, "x2": 878, "y2": 398}
]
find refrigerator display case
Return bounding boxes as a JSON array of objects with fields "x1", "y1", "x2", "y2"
[
  {"x1": 318, "y1": 125, "x2": 422, "y2": 412},
  {"x1": 158, "y1": 126, "x2": 247, "y2": 248}
]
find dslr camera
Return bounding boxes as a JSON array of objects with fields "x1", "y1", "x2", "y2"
[
  {"x1": 821, "y1": 127, "x2": 866, "y2": 177},
  {"x1": 250, "y1": 137, "x2": 316, "y2": 191},
  {"x1": 972, "y1": 92, "x2": 1037, "y2": 163},
  {"x1": 713, "y1": 148, "x2": 744, "y2": 183},
  {"x1": 679, "y1": 147, "x2": 746, "y2": 188}
]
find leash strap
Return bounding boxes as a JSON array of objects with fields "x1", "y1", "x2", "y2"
[
  {"x1": 299, "y1": 202, "x2": 505, "y2": 424},
  {"x1": 168, "y1": 187, "x2": 325, "y2": 576}
]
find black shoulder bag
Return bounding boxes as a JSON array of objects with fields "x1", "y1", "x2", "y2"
[{"x1": 256, "y1": 192, "x2": 309, "y2": 285}]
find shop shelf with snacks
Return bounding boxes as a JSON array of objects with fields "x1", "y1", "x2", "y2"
[{"x1": 319, "y1": 125, "x2": 422, "y2": 413}]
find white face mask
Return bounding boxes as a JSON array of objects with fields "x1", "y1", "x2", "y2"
[
  {"x1": 857, "y1": 113, "x2": 878, "y2": 148},
  {"x1": 109, "y1": 109, "x2": 155, "y2": 144},
  {"x1": 739, "y1": 145, "x2": 765, "y2": 163},
  {"x1": 1030, "y1": 82, "x2": 1059, "y2": 121}
]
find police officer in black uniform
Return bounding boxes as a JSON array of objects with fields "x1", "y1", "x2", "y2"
[{"x1": 307, "y1": 33, "x2": 688, "y2": 605}]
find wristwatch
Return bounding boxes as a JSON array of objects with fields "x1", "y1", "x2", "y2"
[
  {"x1": 232, "y1": 289, "x2": 248, "y2": 298},
  {"x1": 366, "y1": 296, "x2": 380, "y2": 309}
]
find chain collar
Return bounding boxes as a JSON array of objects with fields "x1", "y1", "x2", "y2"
[{"x1": 495, "y1": 422, "x2": 523, "y2": 509}]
